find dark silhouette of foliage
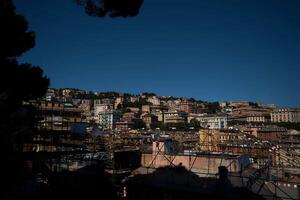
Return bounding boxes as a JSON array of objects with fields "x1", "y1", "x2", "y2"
[
  {"x1": 74, "y1": 0, "x2": 144, "y2": 18},
  {"x1": 0, "y1": 0, "x2": 49, "y2": 153},
  {"x1": 0, "y1": 0, "x2": 35, "y2": 58},
  {"x1": 206, "y1": 102, "x2": 221, "y2": 114}
]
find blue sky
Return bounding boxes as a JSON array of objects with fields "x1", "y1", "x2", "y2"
[{"x1": 14, "y1": 0, "x2": 300, "y2": 107}]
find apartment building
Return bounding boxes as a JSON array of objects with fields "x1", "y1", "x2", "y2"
[{"x1": 271, "y1": 108, "x2": 300, "y2": 123}]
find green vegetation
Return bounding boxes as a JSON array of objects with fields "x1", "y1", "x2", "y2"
[
  {"x1": 142, "y1": 92, "x2": 157, "y2": 97},
  {"x1": 206, "y1": 102, "x2": 221, "y2": 114},
  {"x1": 132, "y1": 119, "x2": 147, "y2": 129}
]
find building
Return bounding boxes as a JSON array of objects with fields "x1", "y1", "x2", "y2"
[
  {"x1": 141, "y1": 113, "x2": 158, "y2": 128},
  {"x1": 94, "y1": 99, "x2": 102, "y2": 108},
  {"x1": 114, "y1": 96, "x2": 124, "y2": 109},
  {"x1": 121, "y1": 112, "x2": 137, "y2": 123},
  {"x1": 98, "y1": 110, "x2": 121, "y2": 130},
  {"x1": 142, "y1": 105, "x2": 151, "y2": 113},
  {"x1": 248, "y1": 126, "x2": 287, "y2": 141},
  {"x1": 232, "y1": 107, "x2": 271, "y2": 118},
  {"x1": 178, "y1": 101, "x2": 196, "y2": 114},
  {"x1": 94, "y1": 104, "x2": 114, "y2": 116},
  {"x1": 115, "y1": 121, "x2": 134, "y2": 130},
  {"x1": 246, "y1": 113, "x2": 271, "y2": 123},
  {"x1": 219, "y1": 102, "x2": 227, "y2": 108},
  {"x1": 151, "y1": 109, "x2": 164, "y2": 122},
  {"x1": 147, "y1": 96, "x2": 160, "y2": 106},
  {"x1": 271, "y1": 108, "x2": 300, "y2": 123},
  {"x1": 129, "y1": 96, "x2": 139, "y2": 103},
  {"x1": 44, "y1": 88, "x2": 56, "y2": 101},
  {"x1": 228, "y1": 101, "x2": 251, "y2": 108},
  {"x1": 199, "y1": 129, "x2": 244, "y2": 151},
  {"x1": 31, "y1": 100, "x2": 82, "y2": 131},
  {"x1": 163, "y1": 111, "x2": 187, "y2": 124},
  {"x1": 189, "y1": 114, "x2": 228, "y2": 129}
]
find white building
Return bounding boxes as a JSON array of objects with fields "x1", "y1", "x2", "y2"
[
  {"x1": 189, "y1": 114, "x2": 227, "y2": 129},
  {"x1": 98, "y1": 111, "x2": 121, "y2": 130},
  {"x1": 147, "y1": 96, "x2": 161, "y2": 106}
]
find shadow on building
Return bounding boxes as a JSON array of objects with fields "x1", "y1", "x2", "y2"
[{"x1": 123, "y1": 165, "x2": 265, "y2": 200}]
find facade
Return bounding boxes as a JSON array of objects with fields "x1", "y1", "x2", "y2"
[
  {"x1": 129, "y1": 96, "x2": 139, "y2": 103},
  {"x1": 114, "y1": 97, "x2": 124, "y2": 109},
  {"x1": 246, "y1": 114, "x2": 271, "y2": 123},
  {"x1": 271, "y1": 108, "x2": 300, "y2": 123},
  {"x1": 147, "y1": 96, "x2": 161, "y2": 106},
  {"x1": 163, "y1": 111, "x2": 187, "y2": 124},
  {"x1": 249, "y1": 126, "x2": 287, "y2": 141},
  {"x1": 142, "y1": 105, "x2": 151, "y2": 113},
  {"x1": 115, "y1": 121, "x2": 134, "y2": 130},
  {"x1": 199, "y1": 129, "x2": 244, "y2": 151},
  {"x1": 178, "y1": 102, "x2": 196, "y2": 114},
  {"x1": 141, "y1": 113, "x2": 158, "y2": 128},
  {"x1": 232, "y1": 107, "x2": 271, "y2": 118},
  {"x1": 98, "y1": 110, "x2": 121, "y2": 130},
  {"x1": 31, "y1": 100, "x2": 82, "y2": 131},
  {"x1": 190, "y1": 114, "x2": 228, "y2": 129},
  {"x1": 94, "y1": 104, "x2": 114, "y2": 116},
  {"x1": 93, "y1": 99, "x2": 102, "y2": 108},
  {"x1": 151, "y1": 109, "x2": 164, "y2": 122},
  {"x1": 228, "y1": 101, "x2": 250, "y2": 108}
]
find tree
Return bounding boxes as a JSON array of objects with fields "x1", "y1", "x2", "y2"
[
  {"x1": 133, "y1": 119, "x2": 146, "y2": 130},
  {"x1": 0, "y1": 0, "x2": 49, "y2": 152},
  {"x1": 189, "y1": 119, "x2": 202, "y2": 130},
  {"x1": 206, "y1": 102, "x2": 221, "y2": 114},
  {"x1": 74, "y1": 0, "x2": 144, "y2": 18}
]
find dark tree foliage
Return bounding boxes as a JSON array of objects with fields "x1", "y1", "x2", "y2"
[
  {"x1": 132, "y1": 119, "x2": 146, "y2": 129},
  {"x1": 0, "y1": 0, "x2": 49, "y2": 153},
  {"x1": 0, "y1": 59, "x2": 49, "y2": 111},
  {"x1": 142, "y1": 92, "x2": 156, "y2": 97},
  {"x1": 74, "y1": 0, "x2": 144, "y2": 18},
  {"x1": 0, "y1": 0, "x2": 35, "y2": 58},
  {"x1": 206, "y1": 102, "x2": 221, "y2": 114}
]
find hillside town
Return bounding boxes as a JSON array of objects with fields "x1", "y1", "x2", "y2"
[{"x1": 14, "y1": 88, "x2": 300, "y2": 199}]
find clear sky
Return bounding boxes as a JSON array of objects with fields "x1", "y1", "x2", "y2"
[{"x1": 14, "y1": 0, "x2": 300, "y2": 107}]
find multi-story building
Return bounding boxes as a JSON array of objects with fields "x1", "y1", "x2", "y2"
[
  {"x1": 271, "y1": 108, "x2": 300, "y2": 123},
  {"x1": 228, "y1": 101, "x2": 250, "y2": 108},
  {"x1": 115, "y1": 121, "x2": 134, "y2": 130},
  {"x1": 151, "y1": 109, "x2": 164, "y2": 122},
  {"x1": 30, "y1": 100, "x2": 82, "y2": 131},
  {"x1": 232, "y1": 106, "x2": 271, "y2": 118},
  {"x1": 248, "y1": 126, "x2": 287, "y2": 141},
  {"x1": 94, "y1": 104, "x2": 114, "y2": 116},
  {"x1": 114, "y1": 96, "x2": 124, "y2": 109},
  {"x1": 190, "y1": 114, "x2": 228, "y2": 129},
  {"x1": 199, "y1": 129, "x2": 244, "y2": 151},
  {"x1": 178, "y1": 102, "x2": 196, "y2": 114},
  {"x1": 147, "y1": 96, "x2": 161, "y2": 106},
  {"x1": 246, "y1": 114, "x2": 271, "y2": 123},
  {"x1": 164, "y1": 111, "x2": 187, "y2": 124},
  {"x1": 94, "y1": 99, "x2": 102, "y2": 108},
  {"x1": 98, "y1": 110, "x2": 121, "y2": 130},
  {"x1": 141, "y1": 113, "x2": 158, "y2": 128},
  {"x1": 142, "y1": 105, "x2": 151, "y2": 113},
  {"x1": 78, "y1": 99, "x2": 93, "y2": 120}
]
